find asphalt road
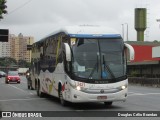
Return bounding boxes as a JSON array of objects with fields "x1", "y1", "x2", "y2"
[{"x1": 0, "y1": 76, "x2": 160, "y2": 120}]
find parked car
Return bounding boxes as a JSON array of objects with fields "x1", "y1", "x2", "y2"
[
  {"x1": 5, "y1": 71, "x2": 20, "y2": 84},
  {"x1": 0, "y1": 71, "x2": 6, "y2": 78}
]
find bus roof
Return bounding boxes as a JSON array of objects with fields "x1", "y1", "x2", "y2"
[
  {"x1": 62, "y1": 25, "x2": 121, "y2": 38},
  {"x1": 63, "y1": 25, "x2": 120, "y2": 34},
  {"x1": 36, "y1": 25, "x2": 122, "y2": 43}
]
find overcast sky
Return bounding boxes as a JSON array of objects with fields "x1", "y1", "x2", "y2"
[{"x1": 0, "y1": 0, "x2": 160, "y2": 42}]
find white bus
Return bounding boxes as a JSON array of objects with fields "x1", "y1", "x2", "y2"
[{"x1": 30, "y1": 25, "x2": 134, "y2": 106}]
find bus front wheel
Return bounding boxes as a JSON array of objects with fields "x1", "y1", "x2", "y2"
[
  {"x1": 104, "y1": 102, "x2": 113, "y2": 106},
  {"x1": 59, "y1": 90, "x2": 67, "y2": 106}
]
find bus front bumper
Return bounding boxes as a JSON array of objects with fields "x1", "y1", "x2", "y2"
[{"x1": 70, "y1": 88, "x2": 128, "y2": 103}]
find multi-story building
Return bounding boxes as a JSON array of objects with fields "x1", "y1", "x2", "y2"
[
  {"x1": 18, "y1": 33, "x2": 34, "y2": 62},
  {"x1": 0, "y1": 33, "x2": 34, "y2": 62},
  {"x1": 10, "y1": 34, "x2": 17, "y2": 59},
  {"x1": 0, "y1": 35, "x2": 11, "y2": 57}
]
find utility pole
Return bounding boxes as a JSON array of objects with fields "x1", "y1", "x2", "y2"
[
  {"x1": 157, "y1": 19, "x2": 160, "y2": 28},
  {"x1": 121, "y1": 24, "x2": 124, "y2": 40},
  {"x1": 122, "y1": 23, "x2": 129, "y2": 41},
  {"x1": 125, "y1": 23, "x2": 128, "y2": 41}
]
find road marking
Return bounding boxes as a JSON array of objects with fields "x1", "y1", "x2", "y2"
[
  {"x1": 128, "y1": 92, "x2": 160, "y2": 96},
  {"x1": 0, "y1": 79, "x2": 3, "y2": 84},
  {"x1": 29, "y1": 92, "x2": 34, "y2": 95},
  {"x1": 0, "y1": 78, "x2": 35, "y2": 95},
  {"x1": 0, "y1": 78, "x2": 6, "y2": 84},
  {"x1": 128, "y1": 93, "x2": 144, "y2": 96},
  {"x1": 8, "y1": 84, "x2": 27, "y2": 93},
  {"x1": 21, "y1": 81, "x2": 27, "y2": 84},
  {"x1": 8, "y1": 84, "x2": 35, "y2": 95},
  {"x1": 0, "y1": 98, "x2": 45, "y2": 102}
]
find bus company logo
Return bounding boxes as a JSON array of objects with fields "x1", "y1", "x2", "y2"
[
  {"x1": 100, "y1": 89, "x2": 104, "y2": 93},
  {"x1": 1, "y1": 112, "x2": 43, "y2": 118},
  {"x1": 2, "y1": 112, "x2": 11, "y2": 117}
]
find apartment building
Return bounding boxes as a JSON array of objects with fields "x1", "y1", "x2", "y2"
[
  {"x1": 0, "y1": 33, "x2": 34, "y2": 62},
  {"x1": 0, "y1": 34, "x2": 11, "y2": 57}
]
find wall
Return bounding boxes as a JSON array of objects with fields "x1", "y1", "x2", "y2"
[{"x1": 132, "y1": 45, "x2": 160, "y2": 62}]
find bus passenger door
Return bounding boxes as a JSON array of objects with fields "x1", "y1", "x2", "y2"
[{"x1": 62, "y1": 42, "x2": 72, "y2": 100}]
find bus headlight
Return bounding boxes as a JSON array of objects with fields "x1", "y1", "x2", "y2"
[
  {"x1": 118, "y1": 85, "x2": 127, "y2": 90},
  {"x1": 120, "y1": 85, "x2": 128, "y2": 90},
  {"x1": 76, "y1": 86, "x2": 81, "y2": 91},
  {"x1": 121, "y1": 85, "x2": 126, "y2": 90},
  {"x1": 69, "y1": 82, "x2": 83, "y2": 91}
]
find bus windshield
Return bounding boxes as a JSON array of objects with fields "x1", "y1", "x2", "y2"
[{"x1": 71, "y1": 38, "x2": 126, "y2": 82}]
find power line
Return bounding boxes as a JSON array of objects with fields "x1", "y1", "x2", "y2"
[{"x1": 7, "y1": 0, "x2": 34, "y2": 15}]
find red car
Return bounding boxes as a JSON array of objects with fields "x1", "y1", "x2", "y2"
[{"x1": 5, "y1": 71, "x2": 20, "y2": 84}]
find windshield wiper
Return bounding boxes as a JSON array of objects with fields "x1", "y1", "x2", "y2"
[
  {"x1": 102, "y1": 55, "x2": 115, "y2": 79},
  {"x1": 88, "y1": 55, "x2": 99, "y2": 79}
]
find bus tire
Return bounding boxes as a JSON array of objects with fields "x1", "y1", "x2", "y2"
[
  {"x1": 59, "y1": 90, "x2": 67, "y2": 106},
  {"x1": 104, "y1": 102, "x2": 113, "y2": 106}
]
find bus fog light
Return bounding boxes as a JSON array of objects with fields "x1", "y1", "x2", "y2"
[{"x1": 74, "y1": 94, "x2": 77, "y2": 98}]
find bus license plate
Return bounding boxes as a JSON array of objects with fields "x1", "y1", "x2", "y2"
[{"x1": 97, "y1": 96, "x2": 107, "y2": 100}]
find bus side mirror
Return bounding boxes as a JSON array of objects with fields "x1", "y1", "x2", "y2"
[
  {"x1": 64, "y1": 43, "x2": 71, "y2": 61},
  {"x1": 124, "y1": 43, "x2": 135, "y2": 61}
]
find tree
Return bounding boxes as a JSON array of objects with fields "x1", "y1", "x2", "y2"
[
  {"x1": 153, "y1": 40, "x2": 159, "y2": 42},
  {"x1": 18, "y1": 59, "x2": 31, "y2": 68},
  {"x1": 0, "y1": 0, "x2": 7, "y2": 19},
  {"x1": 0, "y1": 57, "x2": 17, "y2": 67}
]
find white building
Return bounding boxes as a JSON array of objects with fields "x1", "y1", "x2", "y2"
[
  {"x1": 0, "y1": 34, "x2": 34, "y2": 62},
  {"x1": 0, "y1": 35, "x2": 11, "y2": 57}
]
